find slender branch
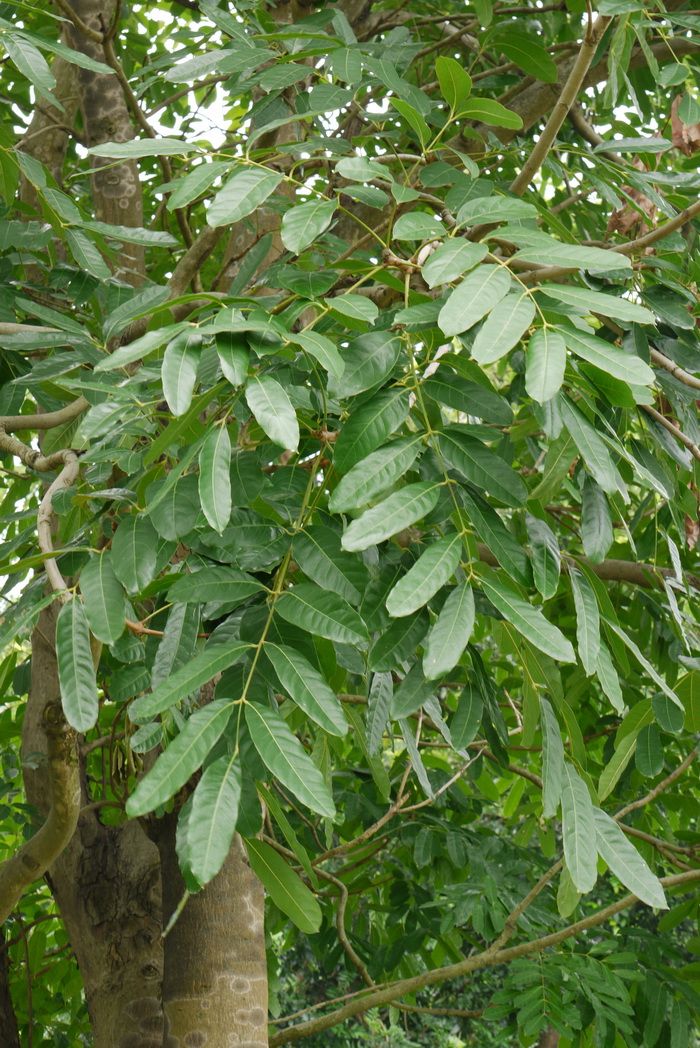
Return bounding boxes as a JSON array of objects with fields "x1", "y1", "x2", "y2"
[
  {"x1": 53, "y1": 0, "x2": 104, "y2": 42},
  {"x1": 315, "y1": 867, "x2": 373, "y2": 987},
  {"x1": 0, "y1": 398, "x2": 88, "y2": 433},
  {"x1": 567, "y1": 103, "x2": 621, "y2": 163},
  {"x1": 641, "y1": 405, "x2": 700, "y2": 465},
  {"x1": 0, "y1": 706, "x2": 80, "y2": 923},
  {"x1": 651, "y1": 349, "x2": 700, "y2": 392},
  {"x1": 36, "y1": 454, "x2": 80, "y2": 596},
  {"x1": 615, "y1": 747, "x2": 698, "y2": 821},
  {"x1": 508, "y1": 14, "x2": 612, "y2": 197}
]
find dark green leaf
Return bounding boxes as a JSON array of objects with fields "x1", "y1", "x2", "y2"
[{"x1": 56, "y1": 598, "x2": 98, "y2": 732}]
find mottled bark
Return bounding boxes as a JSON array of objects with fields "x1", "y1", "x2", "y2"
[
  {"x1": 157, "y1": 819, "x2": 268, "y2": 1048},
  {"x1": 22, "y1": 605, "x2": 163, "y2": 1048},
  {"x1": 0, "y1": 930, "x2": 20, "y2": 1048},
  {"x1": 64, "y1": 0, "x2": 145, "y2": 283}
]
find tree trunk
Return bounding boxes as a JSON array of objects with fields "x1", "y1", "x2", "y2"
[
  {"x1": 158, "y1": 818, "x2": 268, "y2": 1048},
  {"x1": 538, "y1": 1027, "x2": 560, "y2": 1048},
  {"x1": 0, "y1": 930, "x2": 20, "y2": 1048}
]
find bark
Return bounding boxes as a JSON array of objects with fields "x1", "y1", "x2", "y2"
[
  {"x1": 0, "y1": 930, "x2": 20, "y2": 1048},
  {"x1": 64, "y1": 0, "x2": 146, "y2": 283},
  {"x1": 157, "y1": 819, "x2": 268, "y2": 1048},
  {"x1": 22, "y1": 605, "x2": 164, "y2": 1048},
  {"x1": 538, "y1": 1027, "x2": 560, "y2": 1048}
]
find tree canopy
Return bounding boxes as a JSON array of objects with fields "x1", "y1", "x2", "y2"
[{"x1": 0, "y1": 0, "x2": 700, "y2": 1045}]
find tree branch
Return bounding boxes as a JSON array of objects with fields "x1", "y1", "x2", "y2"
[
  {"x1": 641, "y1": 405, "x2": 700, "y2": 465},
  {"x1": 0, "y1": 705, "x2": 80, "y2": 923},
  {"x1": 509, "y1": 13, "x2": 612, "y2": 197}
]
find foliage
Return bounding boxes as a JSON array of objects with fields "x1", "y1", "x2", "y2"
[{"x1": 1, "y1": 0, "x2": 700, "y2": 1044}]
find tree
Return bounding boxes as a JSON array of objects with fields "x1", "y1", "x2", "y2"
[{"x1": 0, "y1": 0, "x2": 699, "y2": 1044}]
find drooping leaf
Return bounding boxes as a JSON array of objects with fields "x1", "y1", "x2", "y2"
[
  {"x1": 366, "y1": 671, "x2": 393, "y2": 755},
  {"x1": 525, "y1": 514, "x2": 560, "y2": 600},
  {"x1": 386, "y1": 534, "x2": 462, "y2": 617},
  {"x1": 199, "y1": 423, "x2": 232, "y2": 533},
  {"x1": 436, "y1": 428, "x2": 528, "y2": 507},
  {"x1": 341, "y1": 482, "x2": 442, "y2": 552},
  {"x1": 450, "y1": 683, "x2": 483, "y2": 750},
  {"x1": 570, "y1": 567, "x2": 601, "y2": 676},
  {"x1": 561, "y1": 763, "x2": 598, "y2": 893},
  {"x1": 438, "y1": 265, "x2": 511, "y2": 337},
  {"x1": 245, "y1": 702, "x2": 336, "y2": 817},
  {"x1": 291, "y1": 331, "x2": 344, "y2": 380},
  {"x1": 423, "y1": 581, "x2": 475, "y2": 679},
  {"x1": 125, "y1": 698, "x2": 234, "y2": 816},
  {"x1": 329, "y1": 435, "x2": 424, "y2": 513},
  {"x1": 56, "y1": 598, "x2": 99, "y2": 733},
  {"x1": 79, "y1": 554, "x2": 125, "y2": 645},
  {"x1": 275, "y1": 583, "x2": 368, "y2": 646},
  {"x1": 293, "y1": 527, "x2": 368, "y2": 605},
  {"x1": 593, "y1": 809, "x2": 667, "y2": 908},
  {"x1": 525, "y1": 328, "x2": 567, "y2": 404},
  {"x1": 333, "y1": 389, "x2": 410, "y2": 474},
  {"x1": 162, "y1": 329, "x2": 202, "y2": 417},
  {"x1": 540, "y1": 697, "x2": 564, "y2": 818},
  {"x1": 471, "y1": 293, "x2": 535, "y2": 365},
  {"x1": 245, "y1": 838, "x2": 322, "y2": 933},
  {"x1": 435, "y1": 56, "x2": 472, "y2": 111},
  {"x1": 111, "y1": 514, "x2": 159, "y2": 595},
  {"x1": 245, "y1": 374, "x2": 299, "y2": 451},
  {"x1": 188, "y1": 756, "x2": 242, "y2": 886},
  {"x1": 129, "y1": 643, "x2": 251, "y2": 722},
  {"x1": 168, "y1": 567, "x2": 265, "y2": 605},
  {"x1": 479, "y1": 574, "x2": 575, "y2": 663},
  {"x1": 267, "y1": 643, "x2": 348, "y2": 736}
]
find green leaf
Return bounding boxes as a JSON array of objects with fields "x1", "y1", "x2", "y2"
[
  {"x1": 423, "y1": 581, "x2": 475, "y2": 679},
  {"x1": 471, "y1": 293, "x2": 535, "y2": 365},
  {"x1": 245, "y1": 374, "x2": 299, "y2": 451},
  {"x1": 525, "y1": 514, "x2": 560, "y2": 600},
  {"x1": 216, "y1": 332, "x2": 249, "y2": 386},
  {"x1": 329, "y1": 332, "x2": 401, "y2": 398},
  {"x1": 540, "y1": 697, "x2": 564, "y2": 818},
  {"x1": 164, "y1": 161, "x2": 232, "y2": 210},
  {"x1": 525, "y1": 328, "x2": 566, "y2": 404},
  {"x1": 436, "y1": 428, "x2": 528, "y2": 507},
  {"x1": 598, "y1": 729, "x2": 639, "y2": 800},
  {"x1": 421, "y1": 241, "x2": 487, "y2": 288},
  {"x1": 87, "y1": 138, "x2": 200, "y2": 157},
  {"x1": 456, "y1": 196, "x2": 536, "y2": 227},
  {"x1": 393, "y1": 212, "x2": 445, "y2": 241},
  {"x1": 151, "y1": 603, "x2": 200, "y2": 688},
  {"x1": 325, "y1": 294, "x2": 379, "y2": 325},
  {"x1": 245, "y1": 702, "x2": 336, "y2": 817},
  {"x1": 450, "y1": 683, "x2": 483, "y2": 749},
  {"x1": 570, "y1": 567, "x2": 600, "y2": 676},
  {"x1": 341, "y1": 482, "x2": 442, "y2": 552},
  {"x1": 3, "y1": 34, "x2": 57, "y2": 104},
  {"x1": 676, "y1": 672, "x2": 700, "y2": 732},
  {"x1": 422, "y1": 371, "x2": 512, "y2": 424},
  {"x1": 125, "y1": 698, "x2": 233, "y2": 816},
  {"x1": 275, "y1": 583, "x2": 368, "y2": 646},
  {"x1": 606, "y1": 621, "x2": 683, "y2": 712},
  {"x1": 291, "y1": 331, "x2": 344, "y2": 380},
  {"x1": 438, "y1": 265, "x2": 511, "y2": 337},
  {"x1": 391, "y1": 665, "x2": 435, "y2": 718},
  {"x1": 390, "y1": 97, "x2": 431, "y2": 148},
  {"x1": 281, "y1": 198, "x2": 336, "y2": 254},
  {"x1": 458, "y1": 97, "x2": 523, "y2": 129},
  {"x1": 593, "y1": 809, "x2": 667, "y2": 908},
  {"x1": 56, "y1": 598, "x2": 98, "y2": 733},
  {"x1": 80, "y1": 221, "x2": 178, "y2": 247},
  {"x1": 560, "y1": 398, "x2": 623, "y2": 495},
  {"x1": 129, "y1": 643, "x2": 251, "y2": 722},
  {"x1": 244, "y1": 839, "x2": 322, "y2": 933},
  {"x1": 79, "y1": 554, "x2": 125, "y2": 645},
  {"x1": 460, "y1": 488, "x2": 532, "y2": 588},
  {"x1": 188, "y1": 756, "x2": 242, "y2": 885},
  {"x1": 330, "y1": 435, "x2": 423, "y2": 513},
  {"x1": 147, "y1": 474, "x2": 201, "y2": 541},
  {"x1": 435, "y1": 56, "x2": 472, "y2": 111},
  {"x1": 168, "y1": 567, "x2": 265, "y2": 605},
  {"x1": 366, "y1": 671, "x2": 393, "y2": 755},
  {"x1": 560, "y1": 325, "x2": 654, "y2": 387},
  {"x1": 538, "y1": 285, "x2": 656, "y2": 324},
  {"x1": 561, "y1": 763, "x2": 597, "y2": 893},
  {"x1": 515, "y1": 241, "x2": 632, "y2": 272},
  {"x1": 592, "y1": 136, "x2": 671, "y2": 153},
  {"x1": 636, "y1": 724, "x2": 664, "y2": 777},
  {"x1": 479, "y1": 574, "x2": 575, "y2": 663},
  {"x1": 267, "y1": 643, "x2": 348, "y2": 736},
  {"x1": 199, "y1": 424, "x2": 232, "y2": 533},
  {"x1": 111, "y1": 514, "x2": 159, "y2": 595},
  {"x1": 581, "y1": 476, "x2": 613, "y2": 563},
  {"x1": 369, "y1": 611, "x2": 429, "y2": 672},
  {"x1": 65, "y1": 228, "x2": 111, "y2": 280},
  {"x1": 293, "y1": 527, "x2": 368, "y2": 605},
  {"x1": 162, "y1": 329, "x2": 202, "y2": 417},
  {"x1": 491, "y1": 29, "x2": 557, "y2": 83},
  {"x1": 206, "y1": 166, "x2": 283, "y2": 226},
  {"x1": 386, "y1": 534, "x2": 461, "y2": 617},
  {"x1": 333, "y1": 389, "x2": 410, "y2": 475}
]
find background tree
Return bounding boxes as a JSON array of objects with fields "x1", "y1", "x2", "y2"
[{"x1": 0, "y1": 0, "x2": 699, "y2": 1046}]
